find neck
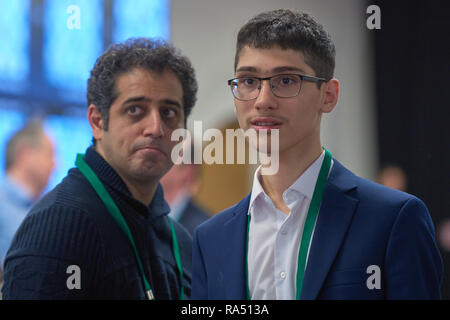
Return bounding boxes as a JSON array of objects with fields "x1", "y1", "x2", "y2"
[
  {"x1": 259, "y1": 137, "x2": 323, "y2": 206},
  {"x1": 7, "y1": 167, "x2": 41, "y2": 200}
]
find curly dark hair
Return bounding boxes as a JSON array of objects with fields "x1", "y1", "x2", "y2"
[
  {"x1": 235, "y1": 9, "x2": 336, "y2": 80},
  {"x1": 87, "y1": 38, "x2": 198, "y2": 131}
]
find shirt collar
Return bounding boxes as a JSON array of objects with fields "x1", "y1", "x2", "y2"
[
  {"x1": 248, "y1": 166, "x2": 266, "y2": 214},
  {"x1": 83, "y1": 146, "x2": 170, "y2": 218},
  {"x1": 289, "y1": 150, "x2": 326, "y2": 200},
  {"x1": 248, "y1": 150, "x2": 326, "y2": 215}
]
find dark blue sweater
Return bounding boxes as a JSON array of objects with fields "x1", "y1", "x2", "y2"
[{"x1": 1, "y1": 147, "x2": 192, "y2": 299}]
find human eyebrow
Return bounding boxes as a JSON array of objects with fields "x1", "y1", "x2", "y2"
[
  {"x1": 271, "y1": 66, "x2": 307, "y2": 74},
  {"x1": 235, "y1": 66, "x2": 259, "y2": 74},
  {"x1": 121, "y1": 96, "x2": 182, "y2": 111},
  {"x1": 235, "y1": 66, "x2": 308, "y2": 76},
  {"x1": 122, "y1": 96, "x2": 152, "y2": 106},
  {"x1": 160, "y1": 99, "x2": 182, "y2": 109}
]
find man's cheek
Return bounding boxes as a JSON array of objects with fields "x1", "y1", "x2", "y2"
[{"x1": 115, "y1": 137, "x2": 128, "y2": 153}]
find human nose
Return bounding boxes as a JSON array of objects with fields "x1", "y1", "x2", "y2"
[
  {"x1": 142, "y1": 109, "x2": 165, "y2": 138},
  {"x1": 254, "y1": 79, "x2": 278, "y2": 111}
]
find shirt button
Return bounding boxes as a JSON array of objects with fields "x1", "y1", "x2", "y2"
[
  {"x1": 280, "y1": 271, "x2": 286, "y2": 279},
  {"x1": 281, "y1": 229, "x2": 288, "y2": 235}
]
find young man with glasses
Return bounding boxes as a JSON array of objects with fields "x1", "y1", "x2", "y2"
[{"x1": 191, "y1": 9, "x2": 442, "y2": 299}]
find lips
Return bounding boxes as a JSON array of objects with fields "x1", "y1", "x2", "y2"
[
  {"x1": 133, "y1": 143, "x2": 166, "y2": 156},
  {"x1": 250, "y1": 117, "x2": 282, "y2": 129}
]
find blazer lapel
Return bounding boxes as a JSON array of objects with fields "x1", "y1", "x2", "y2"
[
  {"x1": 222, "y1": 195, "x2": 251, "y2": 300},
  {"x1": 300, "y1": 160, "x2": 359, "y2": 299}
]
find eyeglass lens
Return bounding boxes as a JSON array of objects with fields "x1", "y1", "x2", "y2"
[{"x1": 231, "y1": 74, "x2": 302, "y2": 100}]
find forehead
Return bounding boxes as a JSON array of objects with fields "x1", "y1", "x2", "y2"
[
  {"x1": 235, "y1": 46, "x2": 315, "y2": 76},
  {"x1": 115, "y1": 68, "x2": 183, "y2": 101}
]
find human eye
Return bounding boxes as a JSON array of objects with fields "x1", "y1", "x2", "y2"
[
  {"x1": 238, "y1": 77, "x2": 258, "y2": 88},
  {"x1": 127, "y1": 105, "x2": 144, "y2": 117},
  {"x1": 275, "y1": 75, "x2": 299, "y2": 87},
  {"x1": 161, "y1": 107, "x2": 178, "y2": 119}
]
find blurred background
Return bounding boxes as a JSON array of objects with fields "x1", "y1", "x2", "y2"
[{"x1": 0, "y1": 0, "x2": 448, "y2": 298}]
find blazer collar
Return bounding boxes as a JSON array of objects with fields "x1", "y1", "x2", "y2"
[{"x1": 300, "y1": 159, "x2": 359, "y2": 299}]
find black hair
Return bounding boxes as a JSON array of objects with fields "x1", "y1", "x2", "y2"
[
  {"x1": 235, "y1": 9, "x2": 335, "y2": 80},
  {"x1": 87, "y1": 38, "x2": 198, "y2": 132}
]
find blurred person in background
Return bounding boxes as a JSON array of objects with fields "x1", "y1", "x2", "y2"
[
  {"x1": 160, "y1": 143, "x2": 210, "y2": 235},
  {"x1": 0, "y1": 120, "x2": 55, "y2": 266},
  {"x1": 438, "y1": 219, "x2": 450, "y2": 253},
  {"x1": 377, "y1": 165, "x2": 407, "y2": 192}
]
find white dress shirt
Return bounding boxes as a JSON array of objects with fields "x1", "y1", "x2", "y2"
[{"x1": 247, "y1": 150, "x2": 332, "y2": 300}]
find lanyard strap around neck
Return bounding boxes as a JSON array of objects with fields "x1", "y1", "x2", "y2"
[
  {"x1": 75, "y1": 153, "x2": 184, "y2": 300},
  {"x1": 246, "y1": 147, "x2": 332, "y2": 300}
]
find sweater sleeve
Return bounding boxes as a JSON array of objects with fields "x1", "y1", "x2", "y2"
[{"x1": 1, "y1": 205, "x2": 104, "y2": 299}]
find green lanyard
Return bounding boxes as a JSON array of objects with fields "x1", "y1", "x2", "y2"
[
  {"x1": 75, "y1": 153, "x2": 184, "y2": 300},
  {"x1": 245, "y1": 147, "x2": 332, "y2": 300}
]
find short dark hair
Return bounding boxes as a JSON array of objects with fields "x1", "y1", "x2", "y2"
[
  {"x1": 5, "y1": 120, "x2": 45, "y2": 170},
  {"x1": 87, "y1": 38, "x2": 198, "y2": 131},
  {"x1": 235, "y1": 9, "x2": 335, "y2": 80}
]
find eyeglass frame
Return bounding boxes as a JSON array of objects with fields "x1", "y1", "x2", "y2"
[{"x1": 227, "y1": 73, "x2": 328, "y2": 101}]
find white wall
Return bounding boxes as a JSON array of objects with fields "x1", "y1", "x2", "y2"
[{"x1": 171, "y1": 0, "x2": 378, "y2": 180}]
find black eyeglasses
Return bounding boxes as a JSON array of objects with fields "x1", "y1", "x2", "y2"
[{"x1": 227, "y1": 74, "x2": 327, "y2": 101}]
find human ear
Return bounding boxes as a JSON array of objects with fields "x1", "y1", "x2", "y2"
[
  {"x1": 88, "y1": 104, "x2": 104, "y2": 141},
  {"x1": 321, "y1": 79, "x2": 339, "y2": 113}
]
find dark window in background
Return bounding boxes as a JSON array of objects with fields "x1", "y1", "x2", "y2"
[{"x1": 0, "y1": 0, "x2": 170, "y2": 191}]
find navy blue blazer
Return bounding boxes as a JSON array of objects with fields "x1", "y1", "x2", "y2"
[{"x1": 191, "y1": 159, "x2": 443, "y2": 299}]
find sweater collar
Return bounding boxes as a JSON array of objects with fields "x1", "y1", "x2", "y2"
[{"x1": 83, "y1": 146, "x2": 170, "y2": 219}]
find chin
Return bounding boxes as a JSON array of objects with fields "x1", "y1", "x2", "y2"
[{"x1": 132, "y1": 163, "x2": 170, "y2": 180}]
